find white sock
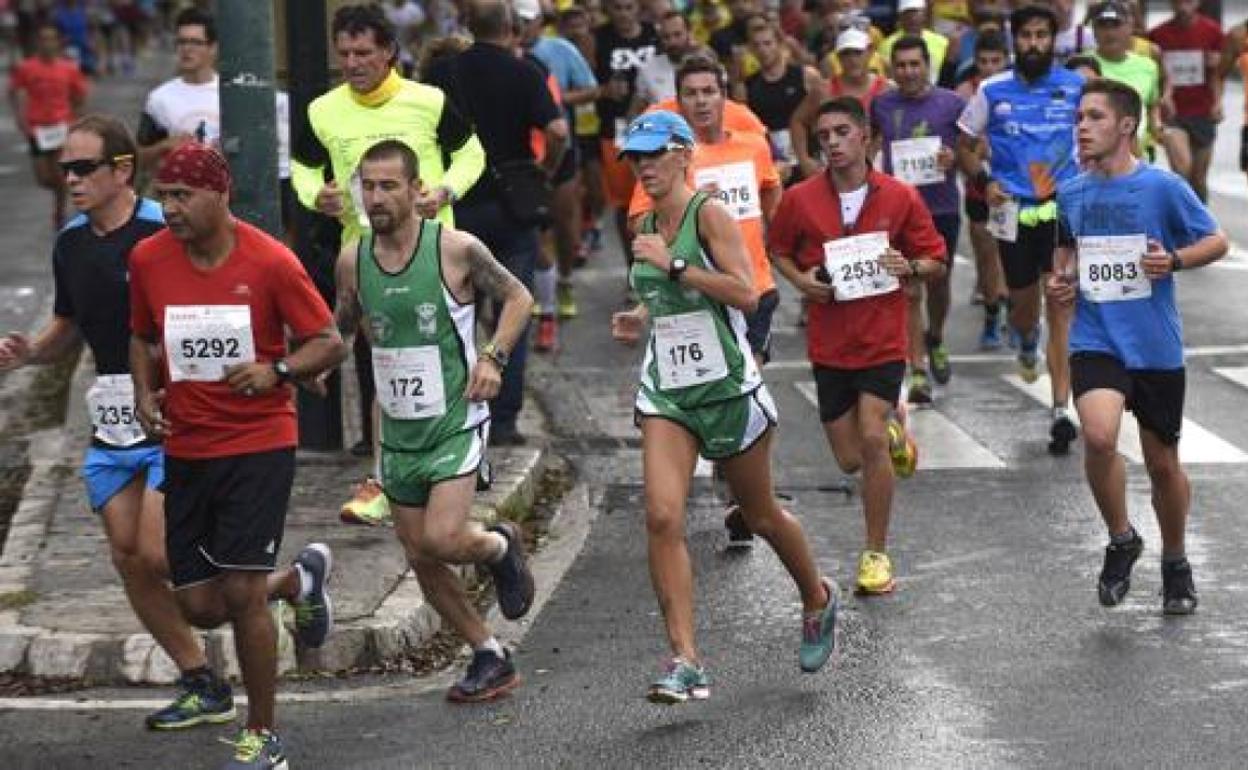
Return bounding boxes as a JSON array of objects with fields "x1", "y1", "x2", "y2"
[
  {"x1": 476, "y1": 636, "x2": 505, "y2": 657},
  {"x1": 294, "y1": 563, "x2": 313, "y2": 601},
  {"x1": 534, "y1": 266, "x2": 557, "y2": 314},
  {"x1": 486, "y1": 531, "x2": 509, "y2": 563}
]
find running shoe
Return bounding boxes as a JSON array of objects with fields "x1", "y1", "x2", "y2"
[
  {"x1": 907, "y1": 368, "x2": 933, "y2": 405},
  {"x1": 927, "y1": 339, "x2": 952, "y2": 385},
  {"x1": 219, "y1": 728, "x2": 287, "y2": 770},
  {"x1": 486, "y1": 521, "x2": 536, "y2": 620},
  {"x1": 723, "y1": 504, "x2": 755, "y2": 550},
  {"x1": 648, "y1": 657, "x2": 710, "y2": 704},
  {"x1": 979, "y1": 315, "x2": 1003, "y2": 350},
  {"x1": 556, "y1": 280, "x2": 578, "y2": 319},
  {"x1": 857, "y1": 550, "x2": 896, "y2": 595},
  {"x1": 339, "y1": 476, "x2": 391, "y2": 526},
  {"x1": 144, "y1": 676, "x2": 235, "y2": 730},
  {"x1": 534, "y1": 314, "x2": 557, "y2": 352},
  {"x1": 1161, "y1": 558, "x2": 1198, "y2": 615},
  {"x1": 1048, "y1": 407, "x2": 1078, "y2": 456},
  {"x1": 887, "y1": 416, "x2": 918, "y2": 479},
  {"x1": 293, "y1": 543, "x2": 334, "y2": 649},
  {"x1": 1098, "y1": 531, "x2": 1144, "y2": 607},
  {"x1": 446, "y1": 648, "x2": 521, "y2": 703},
  {"x1": 799, "y1": 577, "x2": 841, "y2": 673},
  {"x1": 1017, "y1": 330, "x2": 1041, "y2": 384}
]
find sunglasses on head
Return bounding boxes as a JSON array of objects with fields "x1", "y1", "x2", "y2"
[{"x1": 59, "y1": 154, "x2": 133, "y2": 178}]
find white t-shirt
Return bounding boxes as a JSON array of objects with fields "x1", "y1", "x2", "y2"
[
  {"x1": 840, "y1": 183, "x2": 868, "y2": 229},
  {"x1": 142, "y1": 75, "x2": 291, "y2": 179},
  {"x1": 634, "y1": 53, "x2": 677, "y2": 106}
]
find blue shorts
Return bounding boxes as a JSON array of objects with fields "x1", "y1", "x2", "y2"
[{"x1": 81, "y1": 445, "x2": 164, "y2": 512}]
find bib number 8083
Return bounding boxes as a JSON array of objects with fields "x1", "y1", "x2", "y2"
[
  {"x1": 180, "y1": 338, "x2": 241, "y2": 359},
  {"x1": 1086, "y1": 262, "x2": 1139, "y2": 283}
]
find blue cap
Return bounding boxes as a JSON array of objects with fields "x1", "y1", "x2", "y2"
[{"x1": 617, "y1": 111, "x2": 695, "y2": 158}]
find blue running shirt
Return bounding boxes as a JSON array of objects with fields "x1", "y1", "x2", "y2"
[
  {"x1": 1058, "y1": 163, "x2": 1218, "y2": 370},
  {"x1": 958, "y1": 66, "x2": 1084, "y2": 205}
]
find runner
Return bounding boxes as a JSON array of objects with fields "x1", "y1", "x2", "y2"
[
  {"x1": 954, "y1": 29, "x2": 1010, "y2": 350},
  {"x1": 880, "y1": 0, "x2": 950, "y2": 85},
  {"x1": 333, "y1": 139, "x2": 537, "y2": 703},
  {"x1": 611, "y1": 110, "x2": 839, "y2": 702},
  {"x1": 1045, "y1": 78, "x2": 1227, "y2": 614},
  {"x1": 1089, "y1": 1, "x2": 1170, "y2": 168},
  {"x1": 1149, "y1": 0, "x2": 1225, "y2": 202},
  {"x1": 7, "y1": 19, "x2": 88, "y2": 226},
  {"x1": 744, "y1": 17, "x2": 822, "y2": 184},
  {"x1": 770, "y1": 96, "x2": 945, "y2": 595},
  {"x1": 871, "y1": 35, "x2": 965, "y2": 404},
  {"x1": 0, "y1": 117, "x2": 334, "y2": 737},
  {"x1": 956, "y1": 3, "x2": 1082, "y2": 455},
  {"x1": 629, "y1": 53, "x2": 782, "y2": 548},
  {"x1": 130, "y1": 143, "x2": 347, "y2": 769}
]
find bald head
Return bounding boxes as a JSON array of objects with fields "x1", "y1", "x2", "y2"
[{"x1": 467, "y1": 0, "x2": 513, "y2": 40}]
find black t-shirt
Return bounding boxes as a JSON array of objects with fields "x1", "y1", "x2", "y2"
[
  {"x1": 709, "y1": 19, "x2": 748, "y2": 62},
  {"x1": 745, "y1": 64, "x2": 807, "y2": 131},
  {"x1": 53, "y1": 197, "x2": 165, "y2": 375},
  {"x1": 425, "y1": 42, "x2": 562, "y2": 207},
  {"x1": 593, "y1": 22, "x2": 658, "y2": 139}
]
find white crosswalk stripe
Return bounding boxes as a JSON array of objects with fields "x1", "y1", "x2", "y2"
[
  {"x1": 1003, "y1": 373, "x2": 1248, "y2": 465},
  {"x1": 794, "y1": 382, "x2": 1006, "y2": 470},
  {"x1": 1213, "y1": 366, "x2": 1248, "y2": 391}
]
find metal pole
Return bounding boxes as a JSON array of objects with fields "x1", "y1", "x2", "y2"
[
  {"x1": 286, "y1": 0, "x2": 345, "y2": 451},
  {"x1": 216, "y1": 0, "x2": 281, "y2": 237}
]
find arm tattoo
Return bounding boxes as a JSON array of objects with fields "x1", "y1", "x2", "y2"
[
  {"x1": 335, "y1": 290, "x2": 362, "y2": 337},
  {"x1": 466, "y1": 238, "x2": 526, "y2": 302}
]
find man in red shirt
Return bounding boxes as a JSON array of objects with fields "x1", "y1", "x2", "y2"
[
  {"x1": 6, "y1": 20, "x2": 88, "y2": 226},
  {"x1": 769, "y1": 96, "x2": 946, "y2": 596},
  {"x1": 130, "y1": 144, "x2": 346, "y2": 769},
  {"x1": 1149, "y1": 0, "x2": 1224, "y2": 202}
]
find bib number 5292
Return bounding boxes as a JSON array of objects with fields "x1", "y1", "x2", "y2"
[{"x1": 179, "y1": 338, "x2": 241, "y2": 359}]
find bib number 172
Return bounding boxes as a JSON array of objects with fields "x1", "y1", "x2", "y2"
[{"x1": 388, "y1": 376, "x2": 425, "y2": 399}]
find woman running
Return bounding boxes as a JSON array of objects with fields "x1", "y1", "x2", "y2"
[{"x1": 610, "y1": 110, "x2": 841, "y2": 704}]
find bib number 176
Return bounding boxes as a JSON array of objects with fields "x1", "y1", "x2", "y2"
[{"x1": 668, "y1": 343, "x2": 704, "y2": 367}]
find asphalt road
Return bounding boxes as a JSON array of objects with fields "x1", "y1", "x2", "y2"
[{"x1": 6, "y1": 74, "x2": 1248, "y2": 770}]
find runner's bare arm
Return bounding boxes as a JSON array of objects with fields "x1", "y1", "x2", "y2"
[
  {"x1": 0, "y1": 316, "x2": 81, "y2": 370},
  {"x1": 460, "y1": 233, "x2": 533, "y2": 356},
  {"x1": 333, "y1": 245, "x2": 362, "y2": 340},
  {"x1": 129, "y1": 334, "x2": 170, "y2": 437},
  {"x1": 658, "y1": 200, "x2": 757, "y2": 313}
]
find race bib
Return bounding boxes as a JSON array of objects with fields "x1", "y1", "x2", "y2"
[
  {"x1": 653, "y1": 310, "x2": 728, "y2": 390},
  {"x1": 372, "y1": 345, "x2": 447, "y2": 420},
  {"x1": 694, "y1": 161, "x2": 761, "y2": 221},
  {"x1": 987, "y1": 199, "x2": 1019, "y2": 243},
  {"x1": 890, "y1": 137, "x2": 944, "y2": 187},
  {"x1": 85, "y1": 375, "x2": 145, "y2": 448},
  {"x1": 34, "y1": 122, "x2": 68, "y2": 152},
  {"x1": 822, "y1": 231, "x2": 897, "y2": 301},
  {"x1": 769, "y1": 129, "x2": 795, "y2": 164},
  {"x1": 1163, "y1": 50, "x2": 1204, "y2": 87},
  {"x1": 164, "y1": 305, "x2": 256, "y2": 382},
  {"x1": 1078, "y1": 234, "x2": 1151, "y2": 303}
]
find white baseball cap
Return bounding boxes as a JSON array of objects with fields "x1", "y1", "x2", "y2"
[
  {"x1": 898, "y1": 0, "x2": 927, "y2": 13},
  {"x1": 836, "y1": 29, "x2": 870, "y2": 52},
  {"x1": 513, "y1": 0, "x2": 542, "y2": 21}
]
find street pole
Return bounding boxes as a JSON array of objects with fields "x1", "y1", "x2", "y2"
[
  {"x1": 286, "y1": 0, "x2": 346, "y2": 451},
  {"x1": 216, "y1": 0, "x2": 281, "y2": 237}
]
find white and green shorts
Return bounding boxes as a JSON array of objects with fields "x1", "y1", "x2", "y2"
[{"x1": 635, "y1": 385, "x2": 777, "y2": 460}]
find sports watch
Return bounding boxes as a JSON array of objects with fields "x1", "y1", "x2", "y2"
[
  {"x1": 273, "y1": 359, "x2": 293, "y2": 383},
  {"x1": 668, "y1": 258, "x2": 688, "y2": 282},
  {"x1": 481, "y1": 342, "x2": 509, "y2": 371}
]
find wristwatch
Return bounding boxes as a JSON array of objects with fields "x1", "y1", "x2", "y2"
[
  {"x1": 273, "y1": 359, "x2": 293, "y2": 383},
  {"x1": 1169, "y1": 251, "x2": 1184, "y2": 272},
  {"x1": 480, "y1": 341, "x2": 509, "y2": 371},
  {"x1": 668, "y1": 258, "x2": 688, "y2": 282}
]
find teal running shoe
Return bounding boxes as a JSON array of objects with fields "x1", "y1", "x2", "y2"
[
  {"x1": 799, "y1": 577, "x2": 841, "y2": 673},
  {"x1": 220, "y1": 728, "x2": 288, "y2": 769},
  {"x1": 144, "y1": 677, "x2": 235, "y2": 730},
  {"x1": 647, "y1": 658, "x2": 709, "y2": 704}
]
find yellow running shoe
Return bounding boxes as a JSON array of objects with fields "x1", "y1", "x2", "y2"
[
  {"x1": 887, "y1": 417, "x2": 918, "y2": 479},
  {"x1": 857, "y1": 550, "x2": 896, "y2": 595},
  {"x1": 339, "y1": 476, "x2": 391, "y2": 526}
]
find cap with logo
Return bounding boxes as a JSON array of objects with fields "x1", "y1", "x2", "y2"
[
  {"x1": 1088, "y1": 0, "x2": 1129, "y2": 24},
  {"x1": 836, "y1": 28, "x2": 871, "y2": 53},
  {"x1": 618, "y1": 111, "x2": 695, "y2": 157}
]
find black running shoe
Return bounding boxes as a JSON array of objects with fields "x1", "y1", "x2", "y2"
[
  {"x1": 446, "y1": 648, "x2": 521, "y2": 703},
  {"x1": 1098, "y1": 531, "x2": 1144, "y2": 606},
  {"x1": 487, "y1": 521, "x2": 536, "y2": 620},
  {"x1": 1161, "y1": 559, "x2": 1198, "y2": 615},
  {"x1": 723, "y1": 504, "x2": 754, "y2": 550},
  {"x1": 1048, "y1": 408, "x2": 1078, "y2": 456}
]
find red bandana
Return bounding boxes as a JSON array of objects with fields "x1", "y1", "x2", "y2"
[{"x1": 155, "y1": 142, "x2": 231, "y2": 193}]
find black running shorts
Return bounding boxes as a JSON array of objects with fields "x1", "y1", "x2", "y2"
[
  {"x1": 998, "y1": 219, "x2": 1057, "y2": 290},
  {"x1": 812, "y1": 361, "x2": 907, "y2": 423},
  {"x1": 1071, "y1": 352, "x2": 1185, "y2": 446}
]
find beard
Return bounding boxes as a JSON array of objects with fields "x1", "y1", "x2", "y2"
[
  {"x1": 368, "y1": 211, "x2": 396, "y2": 235},
  {"x1": 1016, "y1": 48, "x2": 1053, "y2": 79}
]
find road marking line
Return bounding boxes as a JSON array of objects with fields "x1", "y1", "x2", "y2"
[
  {"x1": 794, "y1": 382, "x2": 1005, "y2": 469},
  {"x1": 765, "y1": 343, "x2": 1248, "y2": 372},
  {"x1": 694, "y1": 457, "x2": 713, "y2": 477},
  {"x1": 1214, "y1": 366, "x2": 1248, "y2": 390},
  {"x1": 1003, "y1": 373, "x2": 1248, "y2": 465}
]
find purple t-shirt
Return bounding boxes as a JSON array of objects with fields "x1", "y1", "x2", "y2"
[{"x1": 870, "y1": 87, "x2": 966, "y2": 216}]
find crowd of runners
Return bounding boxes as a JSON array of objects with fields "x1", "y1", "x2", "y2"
[{"x1": 0, "y1": 0, "x2": 1243, "y2": 767}]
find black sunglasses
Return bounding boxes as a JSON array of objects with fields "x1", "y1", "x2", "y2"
[{"x1": 59, "y1": 154, "x2": 134, "y2": 178}]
